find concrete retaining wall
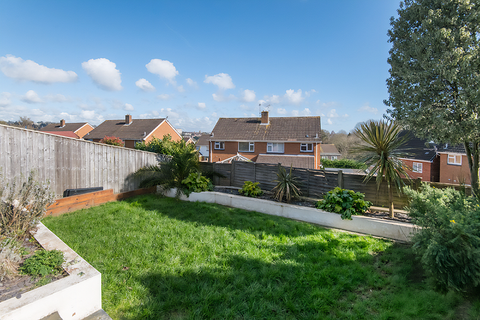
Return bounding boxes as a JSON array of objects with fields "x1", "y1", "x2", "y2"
[
  {"x1": 163, "y1": 189, "x2": 416, "y2": 242},
  {"x1": 0, "y1": 223, "x2": 102, "y2": 320}
]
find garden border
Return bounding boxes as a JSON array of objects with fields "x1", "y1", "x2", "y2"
[
  {"x1": 0, "y1": 223, "x2": 104, "y2": 320},
  {"x1": 162, "y1": 189, "x2": 416, "y2": 242}
]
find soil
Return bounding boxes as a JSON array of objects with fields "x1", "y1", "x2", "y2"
[
  {"x1": 214, "y1": 186, "x2": 412, "y2": 224},
  {"x1": 0, "y1": 234, "x2": 68, "y2": 303}
]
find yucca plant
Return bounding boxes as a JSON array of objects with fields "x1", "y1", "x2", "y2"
[
  {"x1": 353, "y1": 120, "x2": 411, "y2": 218},
  {"x1": 272, "y1": 165, "x2": 301, "y2": 202}
]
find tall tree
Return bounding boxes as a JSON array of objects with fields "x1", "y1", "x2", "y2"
[
  {"x1": 385, "y1": 0, "x2": 480, "y2": 197},
  {"x1": 353, "y1": 120, "x2": 411, "y2": 218}
]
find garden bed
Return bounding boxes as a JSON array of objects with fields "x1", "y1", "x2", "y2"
[
  {"x1": 0, "y1": 234, "x2": 68, "y2": 302},
  {"x1": 214, "y1": 186, "x2": 412, "y2": 223}
]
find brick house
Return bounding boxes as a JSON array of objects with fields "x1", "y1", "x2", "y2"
[
  {"x1": 85, "y1": 115, "x2": 182, "y2": 149},
  {"x1": 208, "y1": 111, "x2": 322, "y2": 169},
  {"x1": 320, "y1": 144, "x2": 341, "y2": 160},
  {"x1": 398, "y1": 131, "x2": 440, "y2": 182},
  {"x1": 437, "y1": 144, "x2": 472, "y2": 185},
  {"x1": 40, "y1": 119, "x2": 93, "y2": 139}
]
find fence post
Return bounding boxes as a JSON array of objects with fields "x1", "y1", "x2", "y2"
[
  {"x1": 230, "y1": 161, "x2": 235, "y2": 186},
  {"x1": 338, "y1": 170, "x2": 344, "y2": 189}
]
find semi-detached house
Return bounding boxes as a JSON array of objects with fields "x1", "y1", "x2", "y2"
[{"x1": 209, "y1": 111, "x2": 322, "y2": 169}]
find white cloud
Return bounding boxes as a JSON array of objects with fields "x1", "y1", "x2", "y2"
[
  {"x1": 80, "y1": 110, "x2": 104, "y2": 122},
  {"x1": 186, "y1": 78, "x2": 197, "y2": 88},
  {"x1": 270, "y1": 95, "x2": 280, "y2": 104},
  {"x1": 240, "y1": 104, "x2": 251, "y2": 110},
  {"x1": 305, "y1": 89, "x2": 317, "y2": 97},
  {"x1": 82, "y1": 58, "x2": 122, "y2": 91},
  {"x1": 327, "y1": 118, "x2": 332, "y2": 125},
  {"x1": 157, "y1": 94, "x2": 172, "y2": 100},
  {"x1": 124, "y1": 103, "x2": 134, "y2": 111},
  {"x1": 277, "y1": 108, "x2": 287, "y2": 115},
  {"x1": 242, "y1": 89, "x2": 256, "y2": 102},
  {"x1": 177, "y1": 85, "x2": 185, "y2": 92},
  {"x1": 146, "y1": 59, "x2": 178, "y2": 85},
  {"x1": 212, "y1": 93, "x2": 223, "y2": 102},
  {"x1": 21, "y1": 90, "x2": 42, "y2": 103},
  {"x1": 284, "y1": 89, "x2": 303, "y2": 104},
  {"x1": 292, "y1": 108, "x2": 311, "y2": 116},
  {"x1": 204, "y1": 73, "x2": 235, "y2": 90},
  {"x1": 0, "y1": 92, "x2": 11, "y2": 107},
  {"x1": 136, "y1": 78, "x2": 155, "y2": 92},
  {"x1": 327, "y1": 109, "x2": 339, "y2": 118},
  {"x1": 45, "y1": 93, "x2": 70, "y2": 102},
  {"x1": 358, "y1": 104, "x2": 378, "y2": 114},
  {"x1": 198, "y1": 102, "x2": 206, "y2": 109},
  {"x1": 0, "y1": 55, "x2": 78, "y2": 83}
]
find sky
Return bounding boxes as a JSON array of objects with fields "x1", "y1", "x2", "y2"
[{"x1": 0, "y1": 1, "x2": 400, "y2": 133}]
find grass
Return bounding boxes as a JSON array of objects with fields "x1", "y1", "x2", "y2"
[{"x1": 42, "y1": 195, "x2": 480, "y2": 319}]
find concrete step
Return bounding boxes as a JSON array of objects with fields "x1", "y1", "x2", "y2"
[{"x1": 82, "y1": 309, "x2": 113, "y2": 320}]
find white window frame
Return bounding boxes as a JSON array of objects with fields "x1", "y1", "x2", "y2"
[
  {"x1": 214, "y1": 141, "x2": 225, "y2": 150},
  {"x1": 331, "y1": 156, "x2": 338, "y2": 160},
  {"x1": 238, "y1": 142, "x2": 254, "y2": 152},
  {"x1": 300, "y1": 143, "x2": 313, "y2": 152},
  {"x1": 447, "y1": 154, "x2": 462, "y2": 165},
  {"x1": 267, "y1": 142, "x2": 284, "y2": 153},
  {"x1": 321, "y1": 155, "x2": 328, "y2": 159},
  {"x1": 412, "y1": 162, "x2": 423, "y2": 173}
]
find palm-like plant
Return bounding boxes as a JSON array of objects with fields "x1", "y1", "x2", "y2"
[
  {"x1": 135, "y1": 140, "x2": 199, "y2": 197},
  {"x1": 272, "y1": 165, "x2": 301, "y2": 202},
  {"x1": 353, "y1": 120, "x2": 410, "y2": 218}
]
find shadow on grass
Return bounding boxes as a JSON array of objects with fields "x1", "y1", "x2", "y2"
[{"x1": 117, "y1": 250, "x2": 379, "y2": 320}]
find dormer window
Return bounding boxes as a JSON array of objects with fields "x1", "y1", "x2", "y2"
[{"x1": 447, "y1": 154, "x2": 461, "y2": 165}]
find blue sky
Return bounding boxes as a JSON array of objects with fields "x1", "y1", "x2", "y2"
[{"x1": 0, "y1": 1, "x2": 400, "y2": 133}]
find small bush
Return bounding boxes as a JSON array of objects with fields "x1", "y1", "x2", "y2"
[
  {"x1": 0, "y1": 171, "x2": 54, "y2": 239},
  {"x1": 321, "y1": 158, "x2": 367, "y2": 169},
  {"x1": 20, "y1": 249, "x2": 64, "y2": 278},
  {"x1": 99, "y1": 136, "x2": 125, "y2": 147},
  {"x1": 316, "y1": 187, "x2": 371, "y2": 220},
  {"x1": 0, "y1": 238, "x2": 22, "y2": 281},
  {"x1": 239, "y1": 181, "x2": 263, "y2": 198},
  {"x1": 181, "y1": 172, "x2": 213, "y2": 195},
  {"x1": 405, "y1": 184, "x2": 480, "y2": 292},
  {"x1": 272, "y1": 165, "x2": 301, "y2": 202}
]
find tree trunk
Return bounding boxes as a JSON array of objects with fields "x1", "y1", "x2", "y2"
[
  {"x1": 388, "y1": 183, "x2": 394, "y2": 218},
  {"x1": 464, "y1": 141, "x2": 480, "y2": 199}
]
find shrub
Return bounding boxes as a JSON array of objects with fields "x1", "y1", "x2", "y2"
[
  {"x1": 320, "y1": 158, "x2": 367, "y2": 170},
  {"x1": 404, "y1": 184, "x2": 480, "y2": 292},
  {"x1": 272, "y1": 165, "x2": 301, "y2": 202},
  {"x1": 99, "y1": 136, "x2": 124, "y2": 147},
  {"x1": 239, "y1": 181, "x2": 263, "y2": 198},
  {"x1": 0, "y1": 238, "x2": 22, "y2": 281},
  {"x1": 0, "y1": 171, "x2": 54, "y2": 239},
  {"x1": 20, "y1": 249, "x2": 64, "y2": 278},
  {"x1": 316, "y1": 187, "x2": 371, "y2": 220},
  {"x1": 135, "y1": 135, "x2": 177, "y2": 155},
  {"x1": 181, "y1": 172, "x2": 213, "y2": 195}
]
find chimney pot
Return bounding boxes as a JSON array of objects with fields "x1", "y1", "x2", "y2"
[
  {"x1": 125, "y1": 114, "x2": 132, "y2": 125},
  {"x1": 60, "y1": 119, "x2": 65, "y2": 127},
  {"x1": 261, "y1": 111, "x2": 269, "y2": 125}
]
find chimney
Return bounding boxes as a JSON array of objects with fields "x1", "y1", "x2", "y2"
[
  {"x1": 261, "y1": 111, "x2": 269, "y2": 125},
  {"x1": 125, "y1": 114, "x2": 132, "y2": 125},
  {"x1": 60, "y1": 119, "x2": 65, "y2": 128}
]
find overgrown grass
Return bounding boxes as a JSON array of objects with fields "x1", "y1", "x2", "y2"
[{"x1": 43, "y1": 195, "x2": 480, "y2": 319}]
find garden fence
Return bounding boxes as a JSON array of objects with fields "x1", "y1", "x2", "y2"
[
  {"x1": 200, "y1": 160, "x2": 472, "y2": 208},
  {"x1": 0, "y1": 124, "x2": 158, "y2": 198}
]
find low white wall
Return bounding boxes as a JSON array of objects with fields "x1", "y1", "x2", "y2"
[
  {"x1": 162, "y1": 189, "x2": 416, "y2": 242},
  {"x1": 0, "y1": 223, "x2": 102, "y2": 320}
]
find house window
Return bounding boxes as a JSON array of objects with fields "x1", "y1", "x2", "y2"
[
  {"x1": 300, "y1": 143, "x2": 313, "y2": 152},
  {"x1": 321, "y1": 155, "x2": 328, "y2": 159},
  {"x1": 214, "y1": 141, "x2": 225, "y2": 150},
  {"x1": 238, "y1": 142, "x2": 254, "y2": 152},
  {"x1": 447, "y1": 154, "x2": 462, "y2": 165},
  {"x1": 267, "y1": 143, "x2": 284, "y2": 153},
  {"x1": 412, "y1": 162, "x2": 423, "y2": 173},
  {"x1": 331, "y1": 156, "x2": 337, "y2": 160}
]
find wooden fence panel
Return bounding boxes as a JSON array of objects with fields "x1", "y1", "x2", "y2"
[{"x1": 0, "y1": 124, "x2": 158, "y2": 198}]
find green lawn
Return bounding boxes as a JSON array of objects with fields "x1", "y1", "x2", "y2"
[{"x1": 43, "y1": 195, "x2": 480, "y2": 319}]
